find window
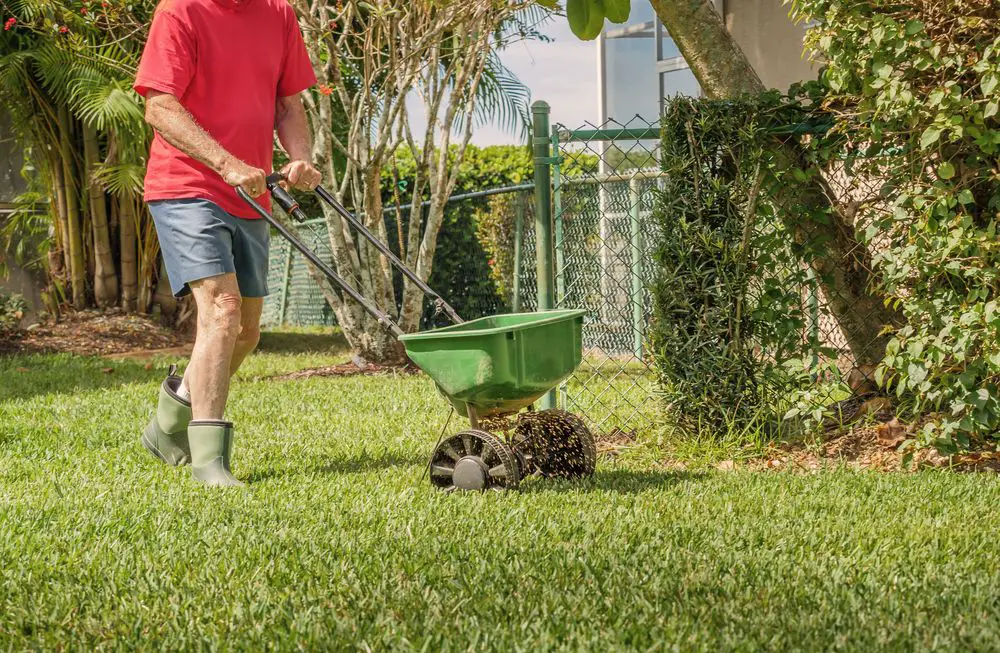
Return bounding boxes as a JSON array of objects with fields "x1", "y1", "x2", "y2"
[{"x1": 600, "y1": 0, "x2": 659, "y2": 124}]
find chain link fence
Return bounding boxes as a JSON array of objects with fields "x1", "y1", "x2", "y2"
[
  {"x1": 261, "y1": 187, "x2": 525, "y2": 331},
  {"x1": 527, "y1": 115, "x2": 663, "y2": 435},
  {"x1": 261, "y1": 103, "x2": 881, "y2": 438},
  {"x1": 260, "y1": 114, "x2": 669, "y2": 436}
]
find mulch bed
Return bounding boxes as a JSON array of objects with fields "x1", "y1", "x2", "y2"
[
  {"x1": 0, "y1": 310, "x2": 192, "y2": 357},
  {"x1": 710, "y1": 397, "x2": 1000, "y2": 474},
  {"x1": 745, "y1": 417, "x2": 1000, "y2": 474}
]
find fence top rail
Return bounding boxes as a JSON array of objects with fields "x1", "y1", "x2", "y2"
[
  {"x1": 557, "y1": 127, "x2": 660, "y2": 143},
  {"x1": 553, "y1": 119, "x2": 835, "y2": 144},
  {"x1": 562, "y1": 168, "x2": 666, "y2": 185}
]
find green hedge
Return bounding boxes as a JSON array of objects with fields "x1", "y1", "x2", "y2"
[{"x1": 649, "y1": 98, "x2": 811, "y2": 434}]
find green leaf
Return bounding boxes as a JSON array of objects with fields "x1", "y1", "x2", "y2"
[
  {"x1": 985, "y1": 101, "x2": 998, "y2": 118},
  {"x1": 905, "y1": 20, "x2": 924, "y2": 35},
  {"x1": 983, "y1": 73, "x2": 999, "y2": 96},
  {"x1": 873, "y1": 61, "x2": 893, "y2": 79},
  {"x1": 938, "y1": 161, "x2": 956, "y2": 180},
  {"x1": 603, "y1": 0, "x2": 630, "y2": 24},
  {"x1": 567, "y1": 0, "x2": 605, "y2": 41},
  {"x1": 958, "y1": 189, "x2": 974, "y2": 204},
  {"x1": 920, "y1": 126, "x2": 941, "y2": 149},
  {"x1": 907, "y1": 363, "x2": 928, "y2": 385}
]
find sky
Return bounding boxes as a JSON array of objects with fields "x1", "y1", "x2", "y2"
[
  {"x1": 406, "y1": 17, "x2": 601, "y2": 148},
  {"x1": 474, "y1": 18, "x2": 600, "y2": 146}
]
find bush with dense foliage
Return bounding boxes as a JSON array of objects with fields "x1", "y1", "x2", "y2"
[
  {"x1": 651, "y1": 0, "x2": 1000, "y2": 449},
  {"x1": 788, "y1": 0, "x2": 1000, "y2": 452},
  {"x1": 0, "y1": 292, "x2": 26, "y2": 329},
  {"x1": 649, "y1": 98, "x2": 814, "y2": 433}
]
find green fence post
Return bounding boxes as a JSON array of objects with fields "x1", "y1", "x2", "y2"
[
  {"x1": 629, "y1": 178, "x2": 644, "y2": 359},
  {"x1": 532, "y1": 100, "x2": 555, "y2": 409},
  {"x1": 512, "y1": 193, "x2": 524, "y2": 313},
  {"x1": 552, "y1": 130, "x2": 565, "y2": 305}
]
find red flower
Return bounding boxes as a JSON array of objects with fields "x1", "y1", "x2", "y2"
[
  {"x1": 3, "y1": 17, "x2": 16, "y2": 30},
  {"x1": 80, "y1": 7, "x2": 88, "y2": 14},
  {"x1": 59, "y1": 25, "x2": 69, "y2": 33},
  {"x1": 318, "y1": 84, "x2": 333, "y2": 96},
  {"x1": 488, "y1": 258, "x2": 496, "y2": 267}
]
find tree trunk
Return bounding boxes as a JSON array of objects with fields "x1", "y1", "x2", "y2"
[
  {"x1": 153, "y1": 258, "x2": 177, "y2": 321},
  {"x1": 119, "y1": 196, "x2": 138, "y2": 312},
  {"x1": 649, "y1": 0, "x2": 900, "y2": 366},
  {"x1": 137, "y1": 205, "x2": 158, "y2": 314},
  {"x1": 58, "y1": 105, "x2": 87, "y2": 309},
  {"x1": 47, "y1": 151, "x2": 70, "y2": 283},
  {"x1": 83, "y1": 124, "x2": 119, "y2": 307}
]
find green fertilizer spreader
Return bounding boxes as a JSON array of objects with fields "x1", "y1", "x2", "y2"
[{"x1": 239, "y1": 177, "x2": 596, "y2": 492}]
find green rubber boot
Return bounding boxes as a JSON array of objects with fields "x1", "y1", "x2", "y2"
[
  {"x1": 189, "y1": 420, "x2": 244, "y2": 487},
  {"x1": 141, "y1": 365, "x2": 192, "y2": 466}
]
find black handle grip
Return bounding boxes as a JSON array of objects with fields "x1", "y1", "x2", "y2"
[{"x1": 266, "y1": 172, "x2": 309, "y2": 222}]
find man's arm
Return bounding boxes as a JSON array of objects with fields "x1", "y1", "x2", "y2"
[
  {"x1": 275, "y1": 94, "x2": 321, "y2": 191},
  {"x1": 144, "y1": 90, "x2": 267, "y2": 197}
]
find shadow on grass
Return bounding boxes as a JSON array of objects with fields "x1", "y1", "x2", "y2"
[
  {"x1": 517, "y1": 468, "x2": 703, "y2": 494},
  {"x1": 0, "y1": 354, "x2": 165, "y2": 403},
  {"x1": 257, "y1": 329, "x2": 349, "y2": 356},
  {"x1": 245, "y1": 449, "x2": 427, "y2": 483}
]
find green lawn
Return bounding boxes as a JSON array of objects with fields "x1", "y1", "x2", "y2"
[{"x1": 2, "y1": 333, "x2": 1000, "y2": 651}]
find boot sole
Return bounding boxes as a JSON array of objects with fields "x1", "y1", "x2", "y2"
[
  {"x1": 142, "y1": 423, "x2": 190, "y2": 467},
  {"x1": 192, "y1": 457, "x2": 245, "y2": 487}
]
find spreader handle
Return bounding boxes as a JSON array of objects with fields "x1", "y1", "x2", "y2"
[
  {"x1": 237, "y1": 187, "x2": 404, "y2": 338},
  {"x1": 265, "y1": 174, "x2": 310, "y2": 223},
  {"x1": 267, "y1": 172, "x2": 462, "y2": 325}
]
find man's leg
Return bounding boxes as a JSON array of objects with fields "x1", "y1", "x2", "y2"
[
  {"x1": 230, "y1": 297, "x2": 263, "y2": 376},
  {"x1": 185, "y1": 273, "x2": 243, "y2": 420},
  {"x1": 181, "y1": 272, "x2": 245, "y2": 486}
]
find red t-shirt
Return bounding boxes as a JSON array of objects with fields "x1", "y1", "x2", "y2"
[{"x1": 134, "y1": 0, "x2": 317, "y2": 218}]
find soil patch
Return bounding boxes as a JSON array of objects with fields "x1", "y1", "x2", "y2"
[
  {"x1": 596, "y1": 428, "x2": 637, "y2": 458},
  {"x1": 0, "y1": 310, "x2": 192, "y2": 357},
  {"x1": 268, "y1": 357, "x2": 419, "y2": 381}
]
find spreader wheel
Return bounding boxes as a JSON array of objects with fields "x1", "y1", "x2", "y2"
[
  {"x1": 429, "y1": 430, "x2": 521, "y2": 492},
  {"x1": 511, "y1": 409, "x2": 596, "y2": 479}
]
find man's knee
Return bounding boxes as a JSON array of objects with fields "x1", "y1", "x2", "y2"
[
  {"x1": 200, "y1": 290, "x2": 243, "y2": 340},
  {"x1": 236, "y1": 323, "x2": 261, "y2": 352}
]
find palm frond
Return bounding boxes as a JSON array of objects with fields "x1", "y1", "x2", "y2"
[
  {"x1": 73, "y1": 79, "x2": 145, "y2": 131},
  {"x1": 92, "y1": 162, "x2": 145, "y2": 197},
  {"x1": 0, "y1": 191, "x2": 52, "y2": 273},
  {"x1": 463, "y1": 50, "x2": 532, "y2": 140}
]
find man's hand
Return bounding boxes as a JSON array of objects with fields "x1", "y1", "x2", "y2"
[
  {"x1": 275, "y1": 95, "x2": 319, "y2": 191},
  {"x1": 280, "y1": 160, "x2": 321, "y2": 191},
  {"x1": 221, "y1": 158, "x2": 268, "y2": 198}
]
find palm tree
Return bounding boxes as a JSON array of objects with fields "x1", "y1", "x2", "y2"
[{"x1": 0, "y1": 0, "x2": 159, "y2": 312}]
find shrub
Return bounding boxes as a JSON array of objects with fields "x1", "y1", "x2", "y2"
[
  {"x1": 790, "y1": 0, "x2": 1000, "y2": 452},
  {"x1": 0, "y1": 293, "x2": 26, "y2": 329},
  {"x1": 649, "y1": 98, "x2": 813, "y2": 434}
]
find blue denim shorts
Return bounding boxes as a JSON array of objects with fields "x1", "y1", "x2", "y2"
[{"x1": 149, "y1": 198, "x2": 270, "y2": 298}]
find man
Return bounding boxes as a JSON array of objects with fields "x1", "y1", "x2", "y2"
[{"x1": 134, "y1": 0, "x2": 320, "y2": 486}]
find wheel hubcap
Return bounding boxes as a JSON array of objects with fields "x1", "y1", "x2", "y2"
[{"x1": 452, "y1": 456, "x2": 489, "y2": 490}]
